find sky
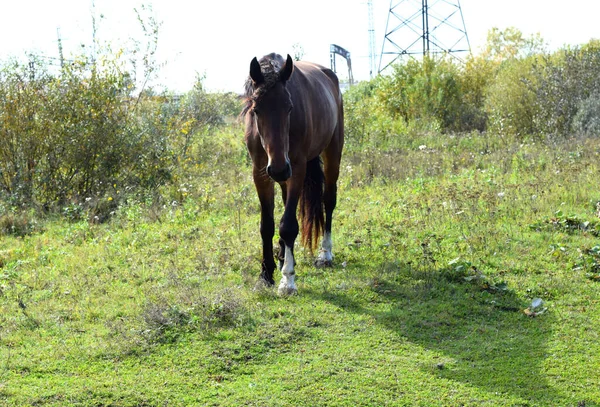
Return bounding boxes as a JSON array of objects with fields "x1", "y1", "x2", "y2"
[{"x1": 0, "y1": 0, "x2": 598, "y2": 93}]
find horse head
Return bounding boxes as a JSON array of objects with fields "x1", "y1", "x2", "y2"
[{"x1": 247, "y1": 54, "x2": 294, "y2": 182}]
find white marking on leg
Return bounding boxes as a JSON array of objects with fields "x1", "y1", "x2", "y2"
[
  {"x1": 278, "y1": 245, "x2": 297, "y2": 295},
  {"x1": 315, "y1": 231, "x2": 334, "y2": 267}
]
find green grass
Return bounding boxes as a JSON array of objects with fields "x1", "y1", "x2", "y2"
[{"x1": 1, "y1": 130, "x2": 600, "y2": 406}]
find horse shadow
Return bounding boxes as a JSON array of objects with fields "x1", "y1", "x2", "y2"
[{"x1": 303, "y1": 260, "x2": 569, "y2": 405}]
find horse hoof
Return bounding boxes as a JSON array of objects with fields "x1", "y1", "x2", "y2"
[
  {"x1": 314, "y1": 259, "x2": 333, "y2": 268},
  {"x1": 277, "y1": 284, "x2": 298, "y2": 296},
  {"x1": 254, "y1": 278, "x2": 274, "y2": 291}
]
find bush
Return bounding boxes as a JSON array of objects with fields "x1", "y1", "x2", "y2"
[
  {"x1": 376, "y1": 56, "x2": 464, "y2": 132},
  {"x1": 350, "y1": 54, "x2": 495, "y2": 137},
  {"x1": 484, "y1": 57, "x2": 539, "y2": 137},
  {"x1": 458, "y1": 55, "x2": 495, "y2": 132},
  {"x1": 532, "y1": 42, "x2": 600, "y2": 137},
  {"x1": 0, "y1": 7, "x2": 243, "y2": 223},
  {"x1": 161, "y1": 77, "x2": 241, "y2": 160},
  {"x1": 344, "y1": 33, "x2": 600, "y2": 146},
  {"x1": 0, "y1": 56, "x2": 52, "y2": 204},
  {"x1": 0, "y1": 48, "x2": 243, "y2": 224},
  {"x1": 0, "y1": 54, "x2": 172, "y2": 210},
  {"x1": 343, "y1": 80, "x2": 407, "y2": 150},
  {"x1": 572, "y1": 93, "x2": 600, "y2": 136}
]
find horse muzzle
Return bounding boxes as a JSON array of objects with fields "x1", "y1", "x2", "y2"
[{"x1": 267, "y1": 161, "x2": 292, "y2": 182}]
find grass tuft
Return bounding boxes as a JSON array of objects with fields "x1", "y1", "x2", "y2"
[
  {"x1": 140, "y1": 288, "x2": 248, "y2": 345},
  {"x1": 0, "y1": 212, "x2": 40, "y2": 237}
]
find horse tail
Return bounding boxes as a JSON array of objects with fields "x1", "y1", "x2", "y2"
[{"x1": 299, "y1": 156, "x2": 325, "y2": 252}]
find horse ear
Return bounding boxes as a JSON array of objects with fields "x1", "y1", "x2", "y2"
[
  {"x1": 250, "y1": 57, "x2": 264, "y2": 85},
  {"x1": 281, "y1": 54, "x2": 294, "y2": 82}
]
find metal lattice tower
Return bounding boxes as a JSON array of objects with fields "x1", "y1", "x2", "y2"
[
  {"x1": 378, "y1": 0, "x2": 471, "y2": 73},
  {"x1": 367, "y1": 0, "x2": 377, "y2": 78}
]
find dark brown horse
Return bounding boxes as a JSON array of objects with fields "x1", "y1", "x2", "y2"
[{"x1": 242, "y1": 53, "x2": 344, "y2": 295}]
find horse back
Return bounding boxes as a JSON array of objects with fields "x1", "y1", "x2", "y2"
[{"x1": 287, "y1": 62, "x2": 343, "y2": 160}]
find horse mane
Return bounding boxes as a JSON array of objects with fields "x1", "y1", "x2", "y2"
[{"x1": 241, "y1": 54, "x2": 286, "y2": 117}]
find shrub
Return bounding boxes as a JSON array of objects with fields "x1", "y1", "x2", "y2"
[
  {"x1": 484, "y1": 56, "x2": 539, "y2": 137},
  {"x1": 572, "y1": 93, "x2": 600, "y2": 136},
  {"x1": 343, "y1": 80, "x2": 407, "y2": 150},
  {"x1": 161, "y1": 77, "x2": 241, "y2": 160},
  {"x1": 0, "y1": 56, "x2": 52, "y2": 203},
  {"x1": 0, "y1": 9, "x2": 242, "y2": 221},
  {"x1": 0, "y1": 54, "x2": 172, "y2": 210},
  {"x1": 458, "y1": 54, "x2": 495, "y2": 132},
  {"x1": 376, "y1": 56, "x2": 464, "y2": 132},
  {"x1": 533, "y1": 42, "x2": 600, "y2": 137}
]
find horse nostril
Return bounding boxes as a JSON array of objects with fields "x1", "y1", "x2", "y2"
[{"x1": 267, "y1": 162, "x2": 292, "y2": 182}]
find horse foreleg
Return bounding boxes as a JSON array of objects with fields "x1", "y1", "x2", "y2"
[
  {"x1": 279, "y1": 244, "x2": 297, "y2": 296},
  {"x1": 277, "y1": 182, "x2": 288, "y2": 270},
  {"x1": 277, "y1": 172, "x2": 304, "y2": 295},
  {"x1": 278, "y1": 207, "x2": 299, "y2": 295},
  {"x1": 254, "y1": 170, "x2": 276, "y2": 287}
]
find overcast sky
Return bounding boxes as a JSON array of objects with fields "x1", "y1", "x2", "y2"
[{"x1": 1, "y1": 0, "x2": 598, "y2": 93}]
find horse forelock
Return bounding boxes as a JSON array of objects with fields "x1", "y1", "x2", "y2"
[{"x1": 242, "y1": 54, "x2": 289, "y2": 117}]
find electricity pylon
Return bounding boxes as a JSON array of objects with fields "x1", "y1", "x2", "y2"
[{"x1": 378, "y1": 0, "x2": 471, "y2": 73}]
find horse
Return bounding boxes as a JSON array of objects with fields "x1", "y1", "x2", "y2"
[{"x1": 242, "y1": 53, "x2": 344, "y2": 295}]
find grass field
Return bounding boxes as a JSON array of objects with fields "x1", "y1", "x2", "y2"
[{"x1": 1, "y1": 128, "x2": 599, "y2": 406}]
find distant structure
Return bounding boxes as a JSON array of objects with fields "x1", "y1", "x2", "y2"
[
  {"x1": 330, "y1": 44, "x2": 354, "y2": 87},
  {"x1": 57, "y1": 28, "x2": 65, "y2": 68},
  {"x1": 378, "y1": 0, "x2": 471, "y2": 73},
  {"x1": 367, "y1": 0, "x2": 377, "y2": 78}
]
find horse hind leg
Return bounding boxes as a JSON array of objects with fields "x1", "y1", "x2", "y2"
[
  {"x1": 314, "y1": 182, "x2": 336, "y2": 268},
  {"x1": 315, "y1": 140, "x2": 342, "y2": 268},
  {"x1": 315, "y1": 230, "x2": 334, "y2": 267}
]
